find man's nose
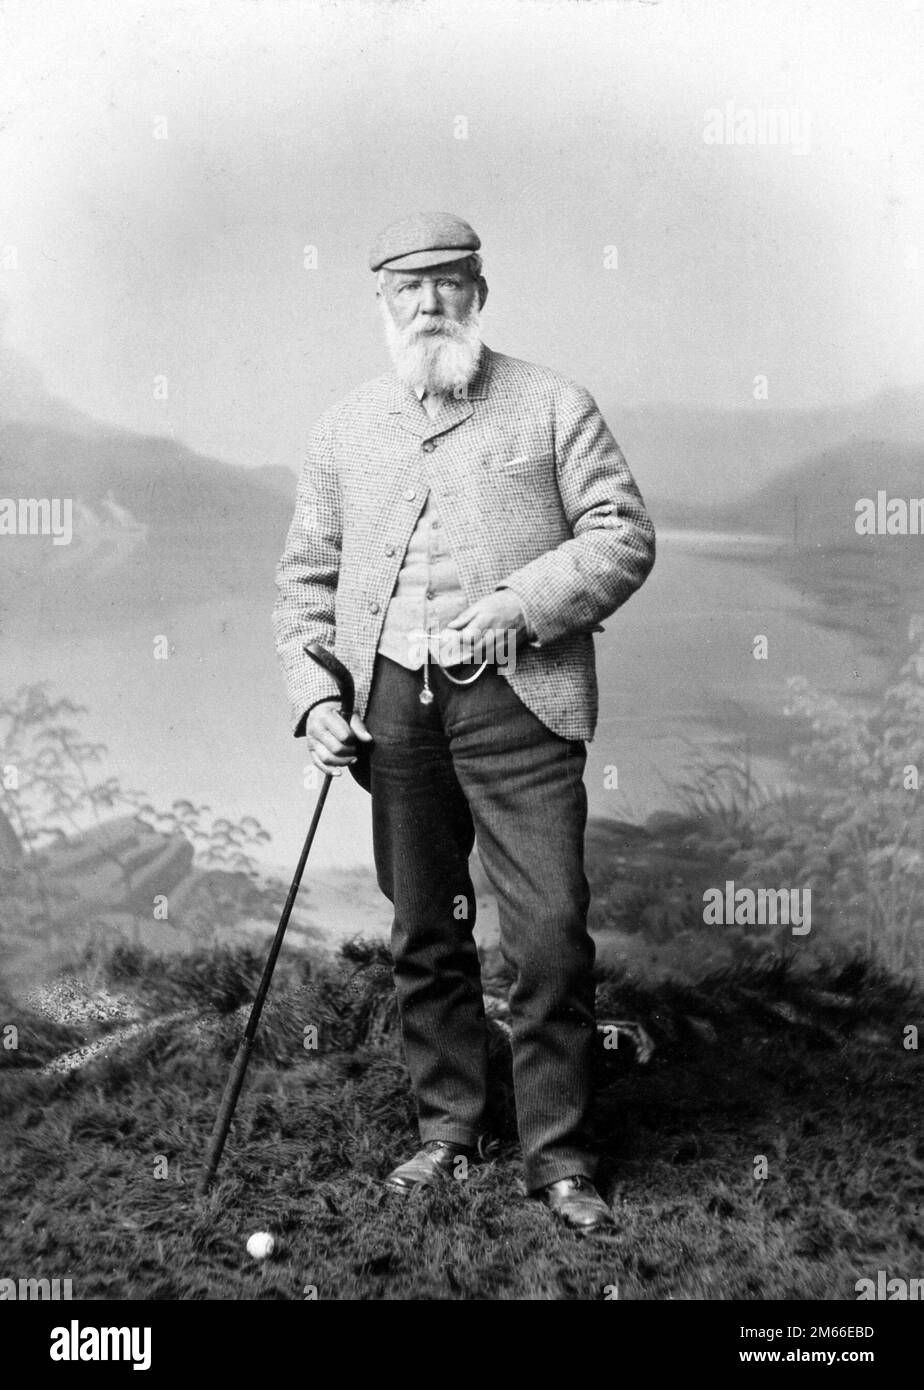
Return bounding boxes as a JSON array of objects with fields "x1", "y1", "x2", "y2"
[{"x1": 418, "y1": 282, "x2": 440, "y2": 313}]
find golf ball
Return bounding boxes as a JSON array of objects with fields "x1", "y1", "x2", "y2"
[{"x1": 246, "y1": 1232, "x2": 275, "y2": 1260}]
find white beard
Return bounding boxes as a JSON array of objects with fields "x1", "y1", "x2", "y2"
[{"x1": 379, "y1": 298, "x2": 483, "y2": 397}]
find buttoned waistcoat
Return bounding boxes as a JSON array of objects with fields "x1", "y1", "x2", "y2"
[
  {"x1": 272, "y1": 345, "x2": 656, "y2": 744},
  {"x1": 376, "y1": 492, "x2": 470, "y2": 668}
]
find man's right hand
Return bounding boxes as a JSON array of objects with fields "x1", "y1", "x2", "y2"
[{"x1": 305, "y1": 700, "x2": 373, "y2": 776}]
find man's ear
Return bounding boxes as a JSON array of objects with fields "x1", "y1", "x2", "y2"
[{"x1": 477, "y1": 276, "x2": 489, "y2": 310}]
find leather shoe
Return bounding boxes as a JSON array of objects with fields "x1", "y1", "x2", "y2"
[
  {"x1": 537, "y1": 1174, "x2": 615, "y2": 1231},
  {"x1": 384, "y1": 1140, "x2": 474, "y2": 1192}
]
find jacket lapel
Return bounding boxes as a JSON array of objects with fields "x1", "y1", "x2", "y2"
[{"x1": 387, "y1": 344, "x2": 493, "y2": 443}]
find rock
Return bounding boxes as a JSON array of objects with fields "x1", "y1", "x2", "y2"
[{"x1": 38, "y1": 814, "x2": 193, "y2": 911}]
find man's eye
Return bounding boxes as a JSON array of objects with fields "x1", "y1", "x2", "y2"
[
  {"x1": 439, "y1": 280, "x2": 460, "y2": 289},
  {"x1": 399, "y1": 283, "x2": 419, "y2": 292}
]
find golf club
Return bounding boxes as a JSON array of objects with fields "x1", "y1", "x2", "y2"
[{"x1": 197, "y1": 641, "x2": 356, "y2": 1195}]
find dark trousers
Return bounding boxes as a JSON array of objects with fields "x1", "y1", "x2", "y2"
[{"x1": 365, "y1": 653, "x2": 597, "y2": 1191}]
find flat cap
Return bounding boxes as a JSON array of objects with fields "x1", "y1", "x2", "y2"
[{"x1": 369, "y1": 211, "x2": 481, "y2": 273}]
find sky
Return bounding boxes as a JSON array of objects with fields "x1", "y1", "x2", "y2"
[{"x1": 0, "y1": 0, "x2": 922, "y2": 474}]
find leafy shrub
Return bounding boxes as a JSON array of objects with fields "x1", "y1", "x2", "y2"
[{"x1": 678, "y1": 617, "x2": 924, "y2": 979}]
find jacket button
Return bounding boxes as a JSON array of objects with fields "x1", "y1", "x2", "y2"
[
  {"x1": 384, "y1": 544, "x2": 395, "y2": 556},
  {"x1": 369, "y1": 601, "x2": 380, "y2": 614},
  {"x1": 422, "y1": 440, "x2": 436, "y2": 453},
  {"x1": 404, "y1": 488, "x2": 416, "y2": 500}
]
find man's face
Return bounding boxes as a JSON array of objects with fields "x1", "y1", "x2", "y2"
[
  {"x1": 377, "y1": 257, "x2": 486, "y2": 395},
  {"x1": 378, "y1": 262, "x2": 481, "y2": 334}
]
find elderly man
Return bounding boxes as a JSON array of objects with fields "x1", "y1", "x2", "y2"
[{"x1": 273, "y1": 212, "x2": 655, "y2": 1231}]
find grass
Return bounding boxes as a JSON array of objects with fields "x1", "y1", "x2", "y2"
[{"x1": 2, "y1": 940, "x2": 922, "y2": 1301}]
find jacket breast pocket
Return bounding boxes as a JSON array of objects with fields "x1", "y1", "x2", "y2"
[
  {"x1": 482, "y1": 452, "x2": 553, "y2": 477},
  {"x1": 475, "y1": 453, "x2": 563, "y2": 527}
]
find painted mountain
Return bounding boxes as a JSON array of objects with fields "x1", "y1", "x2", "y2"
[
  {"x1": 707, "y1": 438, "x2": 924, "y2": 547},
  {"x1": 615, "y1": 387, "x2": 924, "y2": 532},
  {"x1": 3, "y1": 321, "x2": 924, "y2": 623}
]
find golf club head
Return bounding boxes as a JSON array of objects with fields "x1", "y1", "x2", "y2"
[{"x1": 303, "y1": 641, "x2": 355, "y2": 720}]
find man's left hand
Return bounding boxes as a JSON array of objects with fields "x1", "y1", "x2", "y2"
[{"x1": 444, "y1": 589, "x2": 530, "y2": 661}]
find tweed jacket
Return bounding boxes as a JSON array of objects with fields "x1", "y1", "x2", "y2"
[{"x1": 272, "y1": 344, "x2": 655, "y2": 744}]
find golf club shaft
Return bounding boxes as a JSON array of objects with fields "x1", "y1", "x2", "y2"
[
  {"x1": 198, "y1": 641, "x2": 355, "y2": 1195},
  {"x1": 198, "y1": 774, "x2": 332, "y2": 1195}
]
